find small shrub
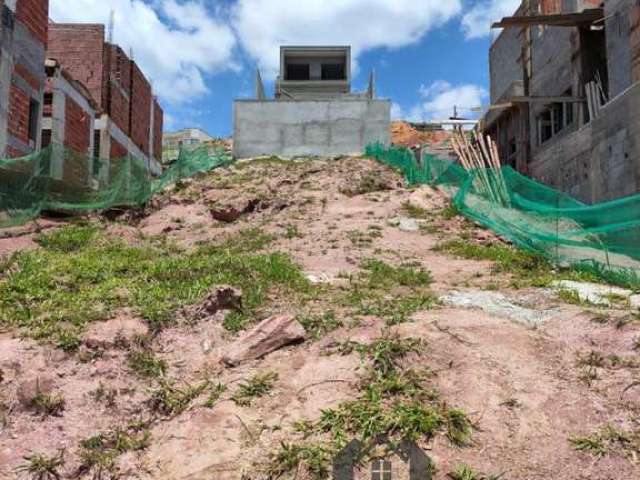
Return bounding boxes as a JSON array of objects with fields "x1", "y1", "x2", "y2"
[
  {"x1": 148, "y1": 379, "x2": 209, "y2": 416},
  {"x1": 128, "y1": 350, "x2": 167, "y2": 378},
  {"x1": 30, "y1": 393, "x2": 65, "y2": 417},
  {"x1": 298, "y1": 311, "x2": 343, "y2": 339},
  {"x1": 232, "y1": 372, "x2": 278, "y2": 406},
  {"x1": 15, "y1": 450, "x2": 64, "y2": 480}
]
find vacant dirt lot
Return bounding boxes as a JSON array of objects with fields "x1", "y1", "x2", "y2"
[{"x1": 1, "y1": 155, "x2": 639, "y2": 479}]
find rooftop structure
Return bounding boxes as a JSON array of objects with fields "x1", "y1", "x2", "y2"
[{"x1": 234, "y1": 45, "x2": 390, "y2": 159}]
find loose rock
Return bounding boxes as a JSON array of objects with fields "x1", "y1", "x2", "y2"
[
  {"x1": 196, "y1": 286, "x2": 243, "y2": 319},
  {"x1": 221, "y1": 314, "x2": 306, "y2": 367},
  {"x1": 551, "y1": 280, "x2": 633, "y2": 306}
]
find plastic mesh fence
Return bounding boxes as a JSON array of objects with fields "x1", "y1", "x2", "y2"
[
  {"x1": 366, "y1": 143, "x2": 640, "y2": 288},
  {"x1": 0, "y1": 145, "x2": 232, "y2": 228}
]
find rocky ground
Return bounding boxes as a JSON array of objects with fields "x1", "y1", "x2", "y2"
[{"x1": 0, "y1": 155, "x2": 639, "y2": 480}]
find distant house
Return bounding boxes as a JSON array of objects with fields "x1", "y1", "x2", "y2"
[
  {"x1": 162, "y1": 128, "x2": 215, "y2": 164},
  {"x1": 333, "y1": 436, "x2": 433, "y2": 480}
]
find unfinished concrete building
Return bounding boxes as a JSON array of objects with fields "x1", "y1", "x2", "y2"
[
  {"x1": 483, "y1": 0, "x2": 640, "y2": 203},
  {"x1": 233, "y1": 46, "x2": 390, "y2": 158},
  {"x1": 47, "y1": 23, "x2": 163, "y2": 176},
  {"x1": 162, "y1": 128, "x2": 214, "y2": 164},
  {"x1": 0, "y1": 0, "x2": 48, "y2": 158}
]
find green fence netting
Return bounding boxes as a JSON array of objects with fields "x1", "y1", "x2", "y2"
[
  {"x1": 366, "y1": 143, "x2": 640, "y2": 287},
  {"x1": 0, "y1": 144, "x2": 232, "y2": 228}
]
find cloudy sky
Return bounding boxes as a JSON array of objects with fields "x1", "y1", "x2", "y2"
[{"x1": 49, "y1": 0, "x2": 520, "y2": 136}]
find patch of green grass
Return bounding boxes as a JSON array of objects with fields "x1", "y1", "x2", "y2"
[
  {"x1": 128, "y1": 350, "x2": 167, "y2": 378},
  {"x1": 266, "y1": 442, "x2": 331, "y2": 479},
  {"x1": 571, "y1": 424, "x2": 640, "y2": 459},
  {"x1": 78, "y1": 423, "x2": 150, "y2": 478},
  {"x1": 15, "y1": 450, "x2": 65, "y2": 479},
  {"x1": 0, "y1": 226, "x2": 308, "y2": 343},
  {"x1": 30, "y1": 393, "x2": 65, "y2": 418},
  {"x1": 402, "y1": 202, "x2": 430, "y2": 219},
  {"x1": 358, "y1": 293, "x2": 437, "y2": 326},
  {"x1": 148, "y1": 379, "x2": 209, "y2": 416},
  {"x1": 203, "y1": 383, "x2": 227, "y2": 408},
  {"x1": 441, "y1": 202, "x2": 459, "y2": 220},
  {"x1": 298, "y1": 311, "x2": 343, "y2": 339},
  {"x1": 557, "y1": 288, "x2": 584, "y2": 305},
  {"x1": 448, "y1": 465, "x2": 481, "y2": 480},
  {"x1": 361, "y1": 259, "x2": 433, "y2": 289},
  {"x1": 284, "y1": 224, "x2": 304, "y2": 239},
  {"x1": 35, "y1": 224, "x2": 98, "y2": 253},
  {"x1": 232, "y1": 372, "x2": 278, "y2": 407}
]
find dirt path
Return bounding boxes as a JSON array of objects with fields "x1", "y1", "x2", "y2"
[{"x1": 1, "y1": 156, "x2": 638, "y2": 479}]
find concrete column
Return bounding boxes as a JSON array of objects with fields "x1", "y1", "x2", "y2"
[{"x1": 50, "y1": 72, "x2": 66, "y2": 180}]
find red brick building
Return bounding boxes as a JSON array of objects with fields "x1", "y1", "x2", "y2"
[
  {"x1": 47, "y1": 22, "x2": 163, "y2": 176},
  {"x1": 0, "y1": 0, "x2": 49, "y2": 158}
]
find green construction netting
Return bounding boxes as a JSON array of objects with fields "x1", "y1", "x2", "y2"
[
  {"x1": 366, "y1": 142, "x2": 640, "y2": 288},
  {"x1": 0, "y1": 144, "x2": 232, "y2": 228}
]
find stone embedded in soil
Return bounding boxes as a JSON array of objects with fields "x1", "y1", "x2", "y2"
[
  {"x1": 17, "y1": 374, "x2": 56, "y2": 407},
  {"x1": 552, "y1": 280, "x2": 633, "y2": 306},
  {"x1": 210, "y1": 198, "x2": 264, "y2": 223},
  {"x1": 631, "y1": 294, "x2": 640, "y2": 310},
  {"x1": 441, "y1": 290, "x2": 556, "y2": 328},
  {"x1": 197, "y1": 286, "x2": 243, "y2": 318},
  {"x1": 221, "y1": 314, "x2": 306, "y2": 367}
]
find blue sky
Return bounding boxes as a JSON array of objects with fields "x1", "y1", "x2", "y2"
[{"x1": 50, "y1": 0, "x2": 520, "y2": 137}]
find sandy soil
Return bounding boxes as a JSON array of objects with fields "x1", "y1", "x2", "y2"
[{"x1": 1, "y1": 155, "x2": 639, "y2": 479}]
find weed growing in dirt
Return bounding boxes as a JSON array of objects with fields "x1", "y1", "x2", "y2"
[
  {"x1": 30, "y1": 393, "x2": 65, "y2": 418},
  {"x1": 571, "y1": 424, "x2": 640, "y2": 459},
  {"x1": 128, "y1": 350, "x2": 167, "y2": 378},
  {"x1": 358, "y1": 293, "x2": 438, "y2": 326},
  {"x1": 266, "y1": 442, "x2": 331, "y2": 479},
  {"x1": 90, "y1": 383, "x2": 118, "y2": 409},
  {"x1": 78, "y1": 423, "x2": 150, "y2": 478},
  {"x1": 15, "y1": 450, "x2": 65, "y2": 480},
  {"x1": 148, "y1": 379, "x2": 209, "y2": 416},
  {"x1": 441, "y1": 201, "x2": 459, "y2": 220},
  {"x1": 232, "y1": 372, "x2": 278, "y2": 406},
  {"x1": 0, "y1": 226, "x2": 309, "y2": 345},
  {"x1": 361, "y1": 259, "x2": 432, "y2": 289},
  {"x1": 402, "y1": 201, "x2": 431, "y2": 219},
  {"x1": 203, "y1": 383, "x2": 227, "y2": 408},
  {"x1": 448, "y1": 465, "x2": 502, "y2": 480},
  {"x1": 298, "y1": 311, "x2": 343, "y2": 339}
]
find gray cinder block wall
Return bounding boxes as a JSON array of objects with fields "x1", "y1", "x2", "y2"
[{"x1": 233, "y1": 99, "x2": 391, "y2": 158}]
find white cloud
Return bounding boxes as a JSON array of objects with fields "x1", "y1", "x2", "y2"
[
  {"x1": 49, "y1": 0, "x2": 237, "y2": 104},
  {"x1": 231, "y1": 0, "x2": 462, "y2": 77},
  {"x1": 461, "y1": 0, "x2": 520, "y2": 39},
  {"x1": 399, "y1": 80, "x2": 487, "y2": 123}
]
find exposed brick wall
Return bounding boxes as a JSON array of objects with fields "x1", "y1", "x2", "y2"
[
  {"x1": 108, "y1": 85, "x2": 130, "y2": 136},
  {"x1": 130, "y1": 61, "x2": 151, "y2": 155},
  {"x1": 103, "y1": 44, "x2": 132, "y2": 134},
  {"x1": 14, "y1": 63, "x2": 42, "y2": 91},
  {"x1": 110, "y1": 137, "x2": 127, "y2": 159},
  {"x1": 15, "y1": 0, "x2": 48, "y2": 46},
  {"x1": 48, "y1": 24, "x2": 106, "y2": 107},
  {"x1": 64, "y1": 95, "x2": 91, "y2": 154},
  {"x1": 8, "y1": 84, "x2": 30, "y2": 146},
  {"x1": 153, "y1": 98, "x2": 163, "y2": 162}
]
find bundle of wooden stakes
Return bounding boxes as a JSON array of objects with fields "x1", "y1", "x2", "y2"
[{"x1": 450, "y1": 128, "x2": 511, "y2": 207}]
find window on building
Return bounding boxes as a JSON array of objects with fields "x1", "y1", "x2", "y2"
[
  {"x1": 93, "y1": 131, "x2": 102, "y2": 176},
  {"x1": 286, "y1": 63, "x2": 310, "y2": 81},
  {"x1": 41, "y1": 129, "x2": 51, "y2": 149},
  {"x1": 371, "y1": 460, "x2": 392, "y2": 480},
  {"x1": 321, "y1": 63, "x2": 345, "y2": 80},
  {"x1": 28, "y1": 99, "x2": 39, "y2": 147},
  {"x1": 552, "y1": 103, "x2": 564, "y2": 135}
]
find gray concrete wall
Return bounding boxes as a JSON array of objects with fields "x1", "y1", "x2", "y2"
[
  {"x1": 233, "y1": 99, "x2": 390, "y2": 158},
  {"x1": 605, "y1": 0, "x2": 633, "y2": 98},
  {"x1": 529, "y1": 82, "x2": 640, "y2": 203},
  {"x1": 489, "y1": 26, "x2": 523, "y2": 104}
]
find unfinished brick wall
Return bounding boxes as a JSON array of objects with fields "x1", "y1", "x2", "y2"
[
  {"x1": 104, "y1": 44, "x2": 131, "y2": 135},
  {"x1": 153, "y1": 99, "x2": 163, "y2": 162},
  {"x1": 48, "y1": 24, "x2": 106, "y2": 107},
  {"x1": 15, "y1": 0, "x2": 49, "y2": 46},
  {"x1": 7, "y1": 85, "x2": 30, "y2": 149},
  {"x1": 130, "y1": 62, "x2": 151, "y2": 155},
  {"x1": 64, "y1": 96, "x2": 91, "y2": 154}
]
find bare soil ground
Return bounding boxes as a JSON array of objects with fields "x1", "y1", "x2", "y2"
[{"x1": 1, "y1": 155, "x2": 639, "y2": 480}]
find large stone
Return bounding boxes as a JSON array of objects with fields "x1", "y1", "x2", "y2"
[
  {"x1": 221, "y1": 314, "x2": 306, "y2": 367},
  {"x1": 630, "y1": 294, "x2": 640, "y2": 311},
  {"x1": 210, "y1": 198, "x2": 263, "y2": 223}
]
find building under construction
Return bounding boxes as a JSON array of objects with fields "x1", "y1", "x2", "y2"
[{"x1": 482, "y1": 0, "x2": 640, "y2": 203}]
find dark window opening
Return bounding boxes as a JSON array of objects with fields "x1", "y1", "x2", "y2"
[
  {"x1": 321, "y1": 63, "x2": 345, "y2": 80},
  {"x1": 41, "y1": 129, "x2": 51, "y2": 149},
  {"x1": 286, "y1": 63, "x2": 310, "y2": 81},
  {"x1": 552, "y1": 103, "x2": 564, "y2": 134},
  {"x1": 538, "y1": 110, "x2": 552, "y2": 145},
  {"x1": 93, "y1": 131, "x2": 101, "y2": 176},
  {"x1": 371, "y1": 460, "x2": 392, "y2": 480},
  {"x1": 43, "y1": 93, "x2": 53, "y2": 106},
  {"x1": 28, "y1": 99, "x2": 39, "y2": 146}
]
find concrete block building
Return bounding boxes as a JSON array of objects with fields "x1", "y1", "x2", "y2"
[
  {"x1": 233, "y1": 46, "x2": 390, "y2": 158},
  {"x1": 162, "y1": 128, "x2": 215, "y2": 164},
  {"x1": 47, "y1": 23, "x2": 163, "y2": 176},
  {"x1": 483, "y1": 0, "x2": 640, "y2": 203},
  {"x1": 0, "y1": 0, "x2": 49, "y2": 158}
]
